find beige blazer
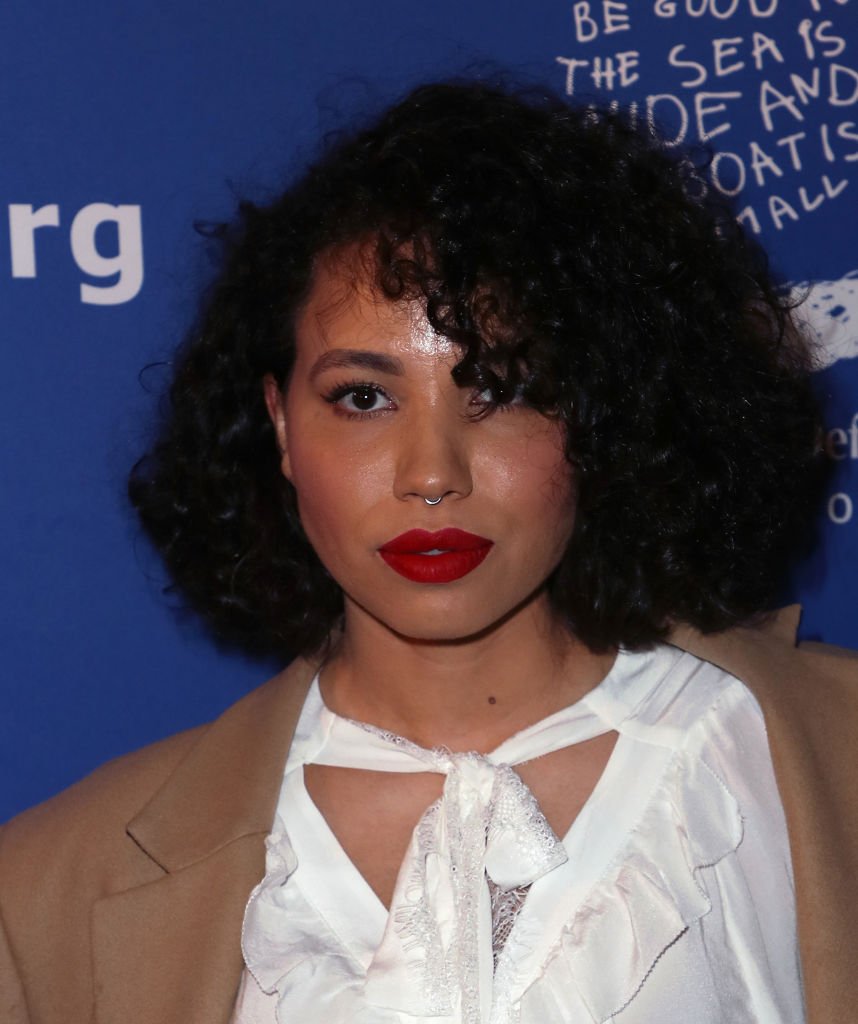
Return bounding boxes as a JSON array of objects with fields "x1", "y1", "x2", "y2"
[{"x1": 1, "y1": 607, "x2": 856, "y2": 1024}]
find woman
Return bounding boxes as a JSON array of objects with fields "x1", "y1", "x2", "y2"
[{"x1": 1, "y1": 80, "x2": 856, "y2": 1024}]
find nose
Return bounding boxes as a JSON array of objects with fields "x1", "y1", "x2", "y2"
[{"x1": 393, "y1": 404, "x2": 474, "y2": 504}]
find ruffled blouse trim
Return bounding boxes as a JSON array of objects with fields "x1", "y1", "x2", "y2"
[
  {"x1": 518, "y1": 751, "x2": 743, "y2": 1024},
  {"x1": 241, "y1": 821, "x2": 398, "y2": 1024}
]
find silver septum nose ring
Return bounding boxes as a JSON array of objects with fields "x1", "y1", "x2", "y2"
[{"x1": 424, "y1": 496, "x2": 443, "y2": 506}]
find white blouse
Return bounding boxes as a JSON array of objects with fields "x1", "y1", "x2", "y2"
[{"x1": 231, "y1": 645, "x2": 804, "y2": 1023}]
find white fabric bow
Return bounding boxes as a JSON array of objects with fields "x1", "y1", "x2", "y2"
[{"x1": 311, "y1": 702, "x2": 611, "y2": 1023}]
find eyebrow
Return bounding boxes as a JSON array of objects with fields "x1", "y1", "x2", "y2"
[{"x1": 308, "y1": 349, "x2": 405, "y2": 380}]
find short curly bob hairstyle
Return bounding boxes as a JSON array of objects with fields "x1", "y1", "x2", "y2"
[{"x1": 130, "y1": 79, "x2": 824, "y2": 658}]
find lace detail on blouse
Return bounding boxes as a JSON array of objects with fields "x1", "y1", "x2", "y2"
[
  {"x1": 390, "y1": 800, "x2": 451, "y2": 1014},
  {"x1": 489, "y1": 883, "x2": 530, "y2": 966},
  {"x1": 364, "y1": 752, "x2": 567, "y2": 1024}
]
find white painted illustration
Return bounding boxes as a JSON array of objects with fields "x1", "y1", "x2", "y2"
[{"x1": 790, "y1": 271, "x2": 858, "y2": 370}]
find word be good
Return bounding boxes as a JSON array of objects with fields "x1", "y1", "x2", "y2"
[
  {"x1": 655, "y1": 0, "x2": 845, "y2": 14},
  {"x1": 7, "y1": 203, "x2": 143, "y2": 306}
]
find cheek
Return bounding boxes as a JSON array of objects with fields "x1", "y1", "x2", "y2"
[
  {"x1": 482, "y1": 427, "x2": 575, "y2": 526},
  {"x1": 287, "y1": 455, "x2": 340, "y2": 550},
  {"x1": 284, "y1": 430, "x2": 389, "y2": 557},
  {"x1": 528, "y1": 463, "x2": 577, "y2": 552},
  {"x1": 525, "y1": 450, "x2": 576, "y2": 571}
]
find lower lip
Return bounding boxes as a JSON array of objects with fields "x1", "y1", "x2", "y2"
[{"x1": 379, "y1": 545, "x2": 492, "y2": 583}]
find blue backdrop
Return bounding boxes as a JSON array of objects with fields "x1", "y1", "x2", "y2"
[{"x1": 2, "y1": 0, "x2": 856, "y2": 821}]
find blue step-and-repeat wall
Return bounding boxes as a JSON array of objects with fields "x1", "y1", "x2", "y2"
[{"x1": 2, "y1": 0, "x2": 856, "y2": 821}]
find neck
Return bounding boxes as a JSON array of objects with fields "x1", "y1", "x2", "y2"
[{"x1": 319, "y1": 593, "x2": 616, "y2": 753}]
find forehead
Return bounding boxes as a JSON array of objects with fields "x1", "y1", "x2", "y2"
[{"x1": 294, "y1": 247, "x2": 458, "y2": 361}]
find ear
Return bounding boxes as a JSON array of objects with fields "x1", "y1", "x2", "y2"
[{"x1": 263, "y1": 374, "x2": 293, "y2": 480}]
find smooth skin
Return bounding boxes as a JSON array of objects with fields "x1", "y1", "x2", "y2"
[{"x1": 264, "y1": 248, "x2": 617, "y2": 909}]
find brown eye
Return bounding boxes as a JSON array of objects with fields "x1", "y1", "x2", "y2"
[
  {"x1": 470, "y1": 381, "x2": 525, "y2": 410},
  {"x1": 494, "y1": 381, "x2": 515, "y2": 404},
  {"x1": 326, "y1": 383, "x2": 395, "y2": 415},
  {"x1": 351, "y1": 387, "x2": 379, "y2": 410}
]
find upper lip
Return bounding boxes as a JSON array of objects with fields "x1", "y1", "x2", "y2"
[{"x1": 379, "y1": 528, "x2": 493, "y2": 553}]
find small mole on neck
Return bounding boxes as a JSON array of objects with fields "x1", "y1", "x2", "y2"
[{"x1": 488, "y1": 696, "x2": 497, "y2": 705}]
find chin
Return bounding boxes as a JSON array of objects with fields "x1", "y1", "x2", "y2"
[
  {"x1": 380, "y1": 610, "x2": 497, "y2": 645},
  {"x1": 394, "y1": 621, "x2": 495, "y2": 644},
  {"x1": 353, "y1": 588, "x2": 543, "y2": 646}
]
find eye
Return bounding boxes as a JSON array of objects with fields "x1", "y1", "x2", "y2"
[
  {"x1": 470, "y1": 380, "x2": 525, "y2": 412},
  {"x1": 324, "y1": 382, "x2": 395, "y2": 416}
]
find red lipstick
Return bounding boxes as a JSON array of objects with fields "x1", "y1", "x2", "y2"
[{"x1": 379, "y1": 528, "x2": 493, "y2": 584}]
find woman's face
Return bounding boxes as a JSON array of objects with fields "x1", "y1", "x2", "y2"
[{"x1": 265, "y1": 252, "x2": 577, "y2": 643}]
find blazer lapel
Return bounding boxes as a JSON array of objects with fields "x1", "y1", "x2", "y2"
[
  {"x1": 670, "y1": 608, "x2": 858, "y2": 1023},
  {"x1": 92, "y1": 657, "x2": 318, "y2": 1024}
]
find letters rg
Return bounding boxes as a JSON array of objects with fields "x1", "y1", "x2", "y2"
[{"x1": 8, "y1": 203, "x2": 143, "y2": 306}]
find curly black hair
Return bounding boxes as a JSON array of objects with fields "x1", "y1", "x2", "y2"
[{"x1": 130, "y1": 79, "x2": 824, "y2": 657}]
